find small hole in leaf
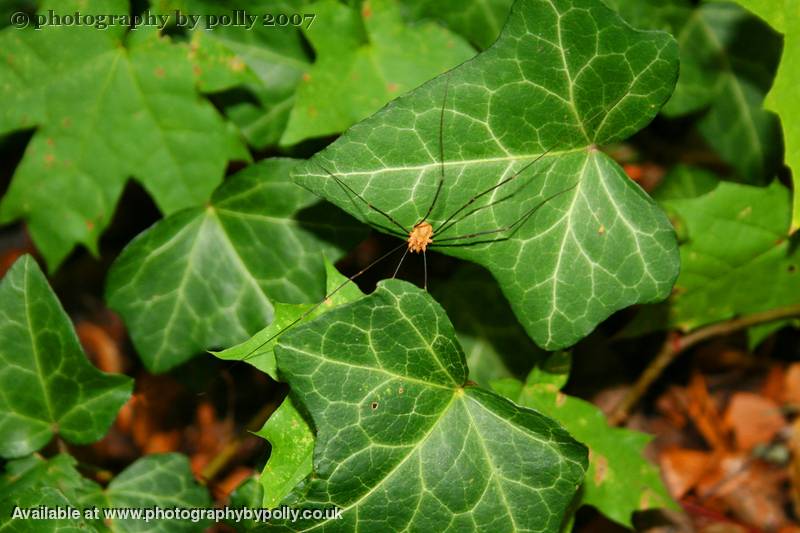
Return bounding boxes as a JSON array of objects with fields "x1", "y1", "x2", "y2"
[
  {"x1": 789, "y1": 264, "x2": 797, "y2": 273},
  {"x1": 370, "y1": 402, "x2": 378, "y2": 410}
]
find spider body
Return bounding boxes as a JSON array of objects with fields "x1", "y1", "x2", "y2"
[{"x1": 408, "y1": 222, "x2": 433, "y2": 253}]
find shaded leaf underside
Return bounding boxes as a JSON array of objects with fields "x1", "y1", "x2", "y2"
[{"x1": 662, "y1": 2, "x2": 782, "y2": 181}]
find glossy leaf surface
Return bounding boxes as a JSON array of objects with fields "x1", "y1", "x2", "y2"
[
  {"x1": 294, "y1": 0, "x2": 680, "y2": 349},
  {"x1": 0, "y1": 256, "x2": 132, "y2": 458}
]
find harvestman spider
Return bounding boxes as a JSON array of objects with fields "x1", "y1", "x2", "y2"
[{"x1": 248, "y1": 77, "x2": 621, "y2": 352}]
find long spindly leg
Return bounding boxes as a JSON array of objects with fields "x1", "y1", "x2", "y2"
[
  {"x1": 392, "y1": 246, "x2": 410, "y2": 279},
  {"x1": 432, "y1": 182, "x2": 579, "y2": 246},
  {"x1": 243, "y1": 241, "x2": 409, "y2": 359},
  {"x1": 435, "y1": 189, "x2": 517, "y2": 239},
  {"x1": 328, "y1": 169, "x2": 408, "y2": 238},
  {"x1": 317, "y1": 162, "x2": 410, "y2": 236},
  {"x1": 433, "y1": 90, "x2": 630, "y2": 238},
  {"x1": 423, "y1": 250, "x2": 428, "y2": 291},
  {"x1": 433, "y1": 148, "x2": 555, "y2": 235},
  {"x1": 419, "y1": 75, "x2": 451, "y2": 224}
]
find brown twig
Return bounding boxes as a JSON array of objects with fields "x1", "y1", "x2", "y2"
[
  {"x1": 200, "y1": 401, "x2": 277, "y2": 483},
  {"x1": 609, "y1": 303, "x2": 800, "y2": 426}
]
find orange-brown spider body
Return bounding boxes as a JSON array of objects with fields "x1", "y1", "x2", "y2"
[{"x1": 407, "y1": 222, "x2": 433, "y2": 253}]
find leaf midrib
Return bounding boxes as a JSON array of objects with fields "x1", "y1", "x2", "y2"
[
  {"x1": 298, "y1": 393, "x2": 458, "y2": 531},
  {"x1": 315, "y1": 146, "x2": 587, "y2": 179},
  {"x1": 285, "y1": 344, "x2": 455, "y2": 392},
  {"x1": 22, "y1": 260, "x2": 55, "y2": 425},
  {"x1": 301, "y1": 389, "x2": 568, "y2": 530},
  {"x1": 122, "y1": 49, "x2": 192, "y2": 205}
]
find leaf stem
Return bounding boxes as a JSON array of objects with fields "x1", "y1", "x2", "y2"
[{"x1": 608, "y1": 303, "x2": 800, "y2": 426}]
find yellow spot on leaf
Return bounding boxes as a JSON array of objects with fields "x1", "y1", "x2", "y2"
[
  {"x1": 229, "y1": 56, "x2": 245, "y2": 72},
  {"x1": 592, "y1": 452, "x2": 608, "y2": 486},
  {"x1": 639, "y1": 488, "x2": 656, "y2": 509}
]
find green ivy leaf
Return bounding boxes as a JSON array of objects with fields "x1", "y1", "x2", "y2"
[
  {"x1": 0, "y1": 453, "x2": 211, "y2": 532},
  {"x1": 492, "y1": 352, "x2": 676, "y2": 527},
  {"x1": 106, "y1": 159, "x2": 365, "y2": 373},
  {"x1": 626, "y1": 170, "x2": 799, "y2": 337},
  {"x1": 212, "y1": 260, "x2": 364, "y2": 379},
  {"x1": 280, "y1": 0, "x2": 475, "y2": 145},
  {"x1": 226, "y1": 476, "x2": 264, "y2": 532},
  {"x1": 0, "y1": 0, "x2": 248, "y2": 270},
  {"x1": 696, "y1": 0, "x2": 800, "y2": 232},
  {"x1": 103, "y1": 454, "x2": 211, "y2": 531},
  {"x1": 660, "y1": 178, "x2": 799, "y2": 331},
  {"x1": 273, "y1": 280, "x2": 588, "y2": 531},
  {"x1": 0, "y1": 256, "x2": 132, "y2": 458},
  {"x1": 606, "y1": 0, "x2": 692, "y2": 35},
  {"x1": 208, "y1": 25, "x2": 309, "y2": 149},
  {"x1": 759, "y1": 2, "x2": 800, "y2": 232},
  {"x1": 0, "y1": 1, "x2": 35, "y2": 31},
  {"x1": 651, "y1": 164, "x2": 720, "y2": 202},
  {"x1": 294, "y1": 0, "x2": 680, "y2": 350},
  {"x1": 434, "y1": 265, "x2": 541, "y2": 387},
  {"x1": 403, "y1": 0, "x2": 514, "y2": 49},
  {"x1": 0, "y1": 454, "x2": 105, "y2": 512},
  {"x1": 714, "y1": 0, "x2": 785, "y2": 32},
  {"x1": 660, "y1": 2, "x2": 782, "y2": 181},
  {"x1": 0, "y1": 487, "x2": 100, "y2": 532},
  {"x1": 216, "y1": 264, "x2": 361, "y2": 509},
  {"x1": 255, "y1": 397, "x2": 314, "y2": 509},
  {"x1": 157, "y1": 0, "x2": 313, "y2": 148}
]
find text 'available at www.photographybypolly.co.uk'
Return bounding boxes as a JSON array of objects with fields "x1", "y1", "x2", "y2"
[{"x1": 11, "y1": 504, "x2": 344, "y2": 524}]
